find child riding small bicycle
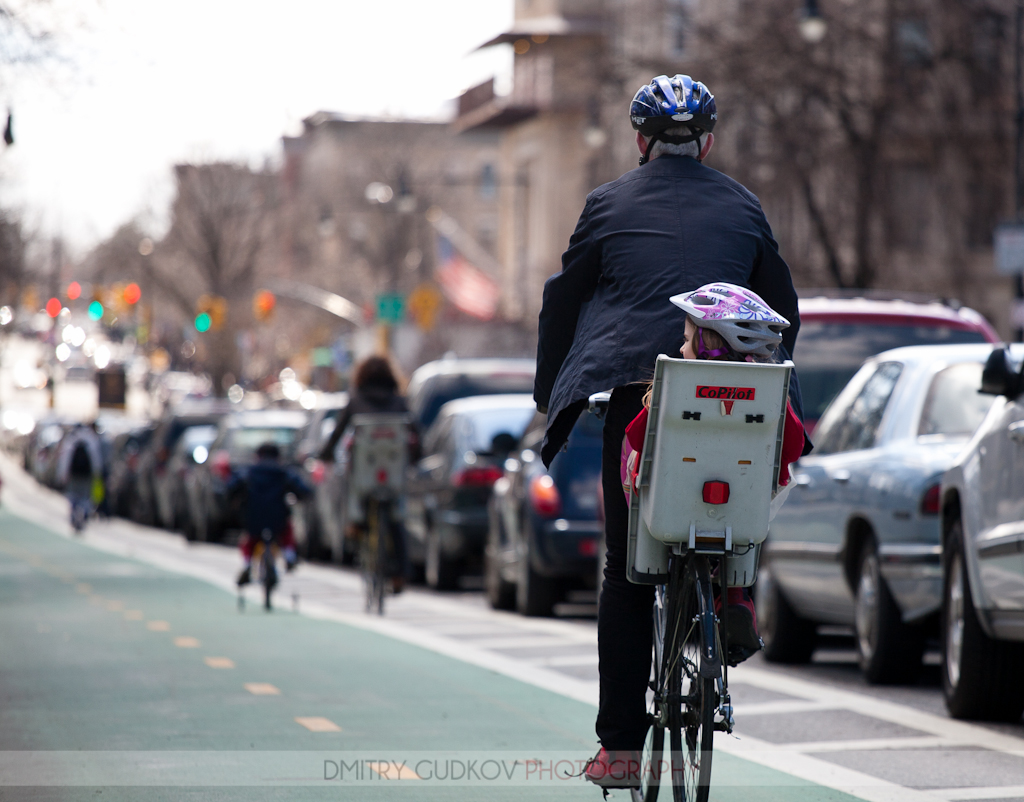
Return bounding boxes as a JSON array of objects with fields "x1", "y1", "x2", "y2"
[{"x1": 235, "y1": 442, "x2": 311, "y2": 588}]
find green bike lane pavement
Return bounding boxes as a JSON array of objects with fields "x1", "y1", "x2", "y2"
[{"x1": 0, "y1": 507, "x2": 860, "y2": 801}]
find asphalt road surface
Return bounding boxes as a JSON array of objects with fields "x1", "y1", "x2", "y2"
[{"x1": 1, "y1": 451, "x2": 1023, "y2": 802}]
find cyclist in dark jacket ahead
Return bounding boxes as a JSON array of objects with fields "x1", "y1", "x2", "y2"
[{"x1": 534, "y1": 75, "x2": 805, "y2": 788}]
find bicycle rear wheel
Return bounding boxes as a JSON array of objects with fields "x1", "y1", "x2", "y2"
[
  {"x1": 666, "y1": 554, "x2": 718, "y2": 802},
  {"x1": 361, "y1": 498, "x2": 385, "y2": 615}
]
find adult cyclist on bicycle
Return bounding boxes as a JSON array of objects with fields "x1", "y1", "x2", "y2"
[
  {"x1": 318, "y1": 356, "x2": 417, "y2": 591},
  {"x1": 235, "y1": 442, "x2": 311, "y2": 588},
  {"x1": 533, "y1": 74, "x2": 809, "y2": 788}
]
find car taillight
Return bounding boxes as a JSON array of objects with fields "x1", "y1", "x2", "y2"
[
  {"x1": 211, "y1": 450, "x2": 232, "y2": 482},
  {"x1": 307, "y1": 459, "x2": 326, "y2": 485},
  {"x1": 529, "y1": 475, "x2": 561, "y2": 517},
  {"x1": 920, "y1": 483, "x2": 941, "y2": 516},
  {"x1": 452, "y1": 465, "x2": 504, "y2": 487}
]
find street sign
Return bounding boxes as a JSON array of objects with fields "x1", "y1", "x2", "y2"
[
  {"x1": 995, "y1": 223, "x2": 1024, "y2": 275},
  {"x1": 375, "y1": 294, "x2": 405, "y2": 324}
]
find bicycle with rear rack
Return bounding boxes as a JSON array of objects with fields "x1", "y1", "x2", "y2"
[
  {"x1": 345, "y1": 413, "x2": 410, "y2": 616},
  {"x1": 627, "y1": 355, "x2": 792, "y2": 802}
]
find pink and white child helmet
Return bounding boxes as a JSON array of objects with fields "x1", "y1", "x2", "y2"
[{"x1": 669, "y1": 282, "x2": 790, "y2": 358}]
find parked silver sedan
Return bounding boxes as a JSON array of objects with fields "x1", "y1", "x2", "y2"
[{"x1": 759, "y1": 343, "x2": 997, "y2": 683}]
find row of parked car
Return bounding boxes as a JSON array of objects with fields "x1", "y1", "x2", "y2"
[{"x1": 756, "y1": 300, "x2": 1024, "y2": 723}]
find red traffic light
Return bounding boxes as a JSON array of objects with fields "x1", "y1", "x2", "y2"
[
  {"x1": 45, "y1": 297, "x2": 62, "y2": 318},
  {"x1": 253, "y1": 289, "x2": 276, "y2": 321},
  {"x1": 124, "y1": 283, "x2": 141, "y2": 305}
]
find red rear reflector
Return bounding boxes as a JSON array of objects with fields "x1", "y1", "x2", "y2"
[
  {"x1": 702, "y1": 481, "x2": 730, "y2": 505},
  {"x1": 578, "y1": 537, "x2": 598, "y2": 557},
  {"x1": 376, "y1": 468, "x2": 388, "y2": 484}
]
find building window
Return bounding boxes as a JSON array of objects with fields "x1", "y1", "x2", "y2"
[
  {"x1": 886, "y1": 166, "x2": 931, "y2": 251},
  {"x1": 666, "y1": 0, "x2": 695, "y2": 58},
  {"x1": 896, "y1": 19, "x2": 931, "y2": 67},
  {"x1": 479, "y1": 163, "x2": 497, "y2": 200}
]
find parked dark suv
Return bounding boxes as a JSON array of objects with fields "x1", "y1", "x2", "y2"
[{"x1": 486, "y1": 407, "x2": 604, "y2": 616}]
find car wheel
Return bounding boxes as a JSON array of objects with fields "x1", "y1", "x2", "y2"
[
  {"x1": 854, "y1": 539, "x2": 925, "y2": 684},
  {"x1": 485, "y1": 513, "x2": 515, "y2": 610},
  {"x1": 425, "y1": 523, "x2": 459, "y2": 590},
  {"x1": 942, "y1": 520, "x2": 1024, "y2": 721},
  {"x1": 756, "y1": 566, "x2": 816, "y2": 663},
  {"x1": 516, "y1": 527, "x2": 558, "y2": 617}
]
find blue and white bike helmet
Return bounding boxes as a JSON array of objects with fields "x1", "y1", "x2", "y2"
[{"x1": 630, "y1": 74, "x2": 717, "y2": 166}]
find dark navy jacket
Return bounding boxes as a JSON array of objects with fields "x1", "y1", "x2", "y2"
[
  {"x1": 239, "y1": 460, "x2": 311, "y2": 537},
  {"x1": 535, "y1": 154, "x2": 801, "y2": 467}
]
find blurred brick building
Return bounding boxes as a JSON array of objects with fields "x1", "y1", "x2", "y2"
[{"x1": 457, "y1": 0, "x2": 1019, "y2": 336}]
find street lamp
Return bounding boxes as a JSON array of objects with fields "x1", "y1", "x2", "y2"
[{"x1": 799, "y1": 0, "x2": 827, "y2": 43}]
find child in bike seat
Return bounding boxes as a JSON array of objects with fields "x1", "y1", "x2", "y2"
[
  {"x1": 235, "y1": 442, "x2": 312, "y2": 587},
  {"x1": 620, "y1": 282, "x2": 808, "y2": 666}
]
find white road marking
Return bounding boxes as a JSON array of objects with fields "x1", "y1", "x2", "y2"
[
  {"x1": 929, "y1": 786, "x2": 1024, "y2": 800},
  {"x1": 732, "y1": 700, "x2": 840, "y2": 717},
  {"x1": 715, "y1": 732, "x2": 944, "y2": 802},
  {"x1": 462, "y1": 635, "x2": 577, "y2": 650},
  {"x1": 525, "y1": 653, "x2": 600, "y2": 667},
  {"x1": 761, "y1": 735, "x2": 958, "y2": 753},
  {"x1": 731, "y1": 665, "x2": 1024, "y2": 759}
]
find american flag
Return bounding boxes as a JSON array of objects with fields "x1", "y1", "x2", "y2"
[{"x1": 435, "y1": 234, "x2": 500, "y2": 321}]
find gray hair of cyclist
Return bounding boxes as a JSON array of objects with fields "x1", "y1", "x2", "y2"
[{"x1": 645, "y1": 124, "x2": 700, "y2": 161}]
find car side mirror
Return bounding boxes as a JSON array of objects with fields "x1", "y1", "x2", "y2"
[{"x1": 980, "y1": 347, "x2": 1020, "y2": 397}]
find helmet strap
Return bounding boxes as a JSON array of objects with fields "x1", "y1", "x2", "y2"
[
  {"x1": 696, "y1": 327, "x2": 731, "y2": 360},
  {"x1": 638, "y1": 134, "x2": 657, "y2": 166}
]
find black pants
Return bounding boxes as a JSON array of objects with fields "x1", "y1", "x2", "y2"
[{"x1": 596, "y1": 384, "x2": 655, "y2": 751}]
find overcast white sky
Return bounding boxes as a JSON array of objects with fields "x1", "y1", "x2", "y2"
[{"x1": 0, "y1": 0, "x2": 514, "y2": 254}]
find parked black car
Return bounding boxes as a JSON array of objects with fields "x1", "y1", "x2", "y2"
[
  {"x1": 485, "y1": 407, "x2": 604, "y2": 616},
  {"x1": 106, "y1": 424, "x2": 156, "y2": 518},
  {"x1": 405, "y1": 394, "x2": 537, "y2": 590},
  {"x1": 190, "y1": 409, "x2": 309, "y2": 541},
  {"x1": 163, "y1": 424, "x2": 219, "y2": 538},
  {"x1": 134, "y1": 400, "x2": 233, "y2": 527}
]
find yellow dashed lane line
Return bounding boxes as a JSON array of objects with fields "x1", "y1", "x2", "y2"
[
  {"x1": 245, "y1": 683, "x2": 281, "y2": 696},
  {"x1": 295, "y1": 716, "x2": 341, "y2": 732},
  {"x1": 1, "y1": 549, "x2": 347, "y2": 741}
]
